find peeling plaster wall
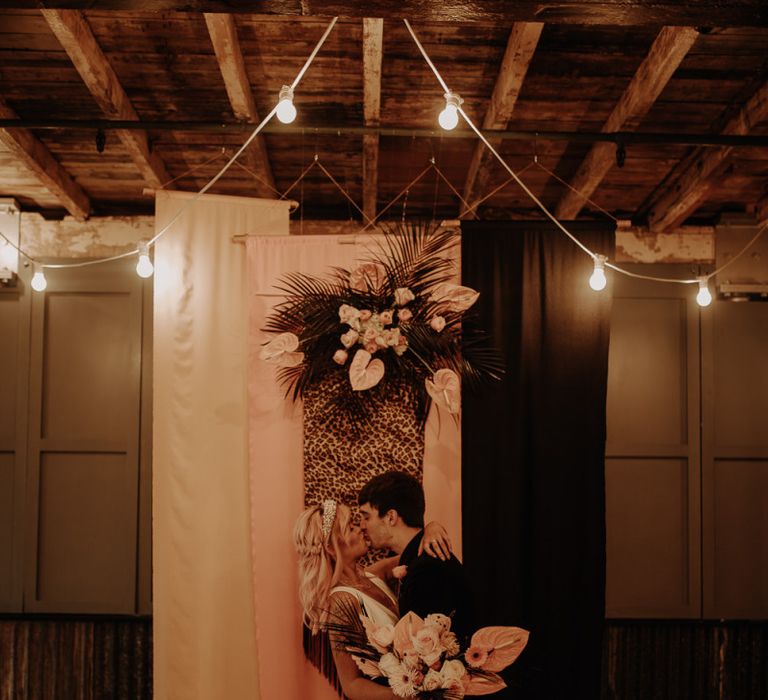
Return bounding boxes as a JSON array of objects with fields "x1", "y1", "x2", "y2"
[{"x1": 19, "y1": 214, "x2": 155, "y2": 259}]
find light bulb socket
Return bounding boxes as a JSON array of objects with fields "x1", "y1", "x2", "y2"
[{"x1": 444, "y1": 92, "x2": 463, "y2": 109}]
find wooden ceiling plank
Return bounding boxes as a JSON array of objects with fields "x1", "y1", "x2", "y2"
[
  {"x1": 41, "y1": 9, "x2": 172, "y2": 190},
  {"x1": 204, "y1": 12, "x2": 276, "y2": 198},
  {"x1": 648, "y1": 81, "x2": 768, "y2": 231},
  {"x1": 555, "y1": 26, "x2": 698, "y2": 220},
  {"x1": 5, "y1": 2, "x2": 768, "y2": 27},
  {"x1": 460, "y1": 21, "x2": 543, "y2": 218},
  {"x1": 362, "y1": 17, "x2": 383, "y2": 221},
  {"x1": 0, "y1": 98, "x2": 90, "y2": 219}
]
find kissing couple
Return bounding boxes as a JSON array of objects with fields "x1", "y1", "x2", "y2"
[{"x1": 294, "y1": 471, "x2": 473, "y2": 699}]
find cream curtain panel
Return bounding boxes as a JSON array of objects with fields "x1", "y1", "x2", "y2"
[
  {"x1": 153, "y1": 201, "x2": 460, "y2": 700},
  {"x1": 153, "y1": 191, "x2": 291, "y2": 700},
  {"x1": 246, "y1": 234, "x2": 461, "y2": 700}
]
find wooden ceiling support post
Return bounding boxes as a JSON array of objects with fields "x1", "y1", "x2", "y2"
[
  {"x1": 460, "y1": 22, "x2": 543, "y2": 218},
  {"x1": 0, "y1": 98, "x2": 90, "y2": 219},
  {"x1": 204, "y1": 13, "x2": 276, "y2": 198},
  {"x1": 362, "y1": 17, "x2": 383, "y2": 222},
  {"x1": 555, "y1": 26, "x2": 698, "y2": 220},
  {"x1": 42, "y1": 9, "x2": 173, "y2": 190}
]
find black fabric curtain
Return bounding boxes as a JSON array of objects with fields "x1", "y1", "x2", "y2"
[{"x1": 461, "y1": 221, "x2": 614, "y2": 700}]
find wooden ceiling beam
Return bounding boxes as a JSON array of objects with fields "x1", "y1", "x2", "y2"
[
  {"x1": 555, "y1": 26, "x2": 697, "y2": 220},
  {"x1": 362, "y1": 17, "x2": 383, "y2": 222},
  {"x1": 41, "y1": 9, "x2": 172, "y2": 190},
  {"x1": 0, "y1": 98, "x2": 90, "y2": 219},
  {"x1": 204, "y1": 13, "x2": 276, "y2": 198},
  {"x1": 646, "y1": 81, "x2": 768, "y2": 231},
  {"x1": 6, "y1": 2, "x2": 768, "y2": 27},
  {"x1": 460, "y1": 21, "x2": 543, "y2": 218}
]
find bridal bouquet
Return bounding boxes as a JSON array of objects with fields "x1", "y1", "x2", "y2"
[
  {"x1": 342, "y1": 610, "x2": 528, "y2": 698},
  {"x1": 259, "y1": 222, "x2": 502, "y2": 426}
]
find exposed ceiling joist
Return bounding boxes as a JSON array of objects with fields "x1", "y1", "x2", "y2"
[
  {"x1": 0, "y1": 99, "x2": 90, "y2": 220},
  {"x1": 5, "y1": 1, "x2": 768, "y2": 27},
  {"x1": 460, "y1": 21, "x2": 543, "y2": 218},
  {"x1": 41, "y1": 9, "x2": 173, "y2": 190},
  {"x1": 362, "y1": 17, "x2": 383, "y2": 221},
  {"x1": 646, "y1": 81, "x2": 768, "y2": 231},
  {"x1": 755, "y1": 191, "x2": 768, "y2": 225},
  {"x1": 204, "y1": 13, "x2": 276, "y2": 198},
  {"x1": 555, "y1": 26, "x2": 698, "y2": 220}
]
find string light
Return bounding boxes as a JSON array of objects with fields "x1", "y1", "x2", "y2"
[
  {"x1": 696, "y1": 276, "x2": 713, "y2": 307},
  {"x1": 276, "y1": 85, "x2": 297, "y2": 124},
  {"x1": 31, "y1": 263, "x2": 47, "y2": 292},
  {"x1": 438, "y1": 92, "x2": 462, "y2": 131},
  {"x1": 589, "y1": 255, "x2": 608, "y2": 291},
  {"x1": 136, "y1": 241, "x2": 154, "y2": 278}
]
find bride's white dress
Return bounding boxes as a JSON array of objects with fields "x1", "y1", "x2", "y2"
[{"x1": 330, "y1": 572, "x2": 399, "y2": 626}]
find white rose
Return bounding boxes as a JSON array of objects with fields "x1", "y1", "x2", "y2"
[
  {"x1": 423, "y1": 669, "x2": 443, "y2": 692},
  {"x1": 378, "y1": 652, "x2": 402, "y2": 678},
  {"x1": 440, "y1": 659, "x2": 466, "y2": 683}
]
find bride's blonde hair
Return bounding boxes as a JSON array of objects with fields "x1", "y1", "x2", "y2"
[{"x1": 294, "y1": 501, "x2": 353, "y2": 632}]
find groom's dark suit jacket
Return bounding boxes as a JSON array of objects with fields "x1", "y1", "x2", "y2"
[{"x1": 398, "y1": 530, "x2": 474, "y2": 642}]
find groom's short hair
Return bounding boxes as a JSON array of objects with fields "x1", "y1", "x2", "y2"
[{"x1": 358, "y1": 471, "x2": 425, "y2": 528}]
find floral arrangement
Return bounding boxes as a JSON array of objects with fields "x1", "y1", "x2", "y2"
[
  {"x1": 259, "y1": 223, "x2": 502, "y2": 425},
  {"x1": 336, "y1": 609, "x2": 528, "y2": 698}
]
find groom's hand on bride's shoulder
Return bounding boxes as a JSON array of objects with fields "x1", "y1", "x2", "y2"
[{"x1": 419, "y1": 521, "x2": 452, "y2": 561}]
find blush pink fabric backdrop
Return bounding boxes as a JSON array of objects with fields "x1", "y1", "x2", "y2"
[{"x1": 246, "y1": 234, "x2": 461, "y2": 700}]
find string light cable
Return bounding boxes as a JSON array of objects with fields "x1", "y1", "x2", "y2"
[
  {"x1": 402, "y1": 17, "x2": 768, "y2": 293},
  {"x1": 2, "y1": 16, "x2": 339, "y2": 275}
]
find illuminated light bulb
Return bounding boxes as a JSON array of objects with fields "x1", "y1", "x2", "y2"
[
  {"x1": 31, "y1": 264, "x2": 47, "y2": 292},
  {"x1": 589, "y1": 255, "x2": 608, "y2": 291},
  {"x1": 438, "y1": 92, "x2": 463, "y2": 131},
  {"x1": 696, "y1": 277, "x2": 712, "y2": 307},
  {"x1": 136, "y1": 241, "x2": 154, "y2": 278},
  {"x1": 276, "y1": 85, "x2": 297, "y2": 124}
]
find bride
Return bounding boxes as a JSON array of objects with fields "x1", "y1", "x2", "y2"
[{"x1": 294, "y1": 499, "x2": 450, "y2": 699}]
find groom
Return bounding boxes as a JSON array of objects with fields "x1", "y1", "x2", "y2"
[{"x1": 358, "y1": 471, "x2": 473, "y2": 640}]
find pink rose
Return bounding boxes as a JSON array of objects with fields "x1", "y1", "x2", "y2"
[
  {"x1": 365, "y1": 340, "x2": 379, "y2": 354},
  {"x1": 333, "y1": 349, "x2": 348, "y2": 365},
  {"x1": 338, "y1": 304, "x2": 360, "y2": 324},
  {"x1": 398, "y1": 308, "x2": 412, "y2": 322},
  {"x1": 412, "y1": 626, "x2": 443, "y2": 667},
  {"x1": 350, "y1": 262, "x2": 387, "y2": 292},
  {"x1": 340, "y1": 329, "x2": 359, "y2": 348},
  {"x1": 391, "y1": 565, "x2": 408, "y2": 580},
  {"x1": 394, "y1": 287, "x2": 415, "y2": 306},
  {"x1": 359, "y1": 309, "x2": 372, "y2": 322},
  {"x1": 430, "y1": 315, "x2": 446, "y2": 332},
  {"x1": 380, "y1": 310, "x2": 393, "y2": 325}
]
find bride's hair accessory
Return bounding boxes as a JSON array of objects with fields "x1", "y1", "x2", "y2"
[{"x1": 321, "y1": 499, "x2": 337, "y2": 541}]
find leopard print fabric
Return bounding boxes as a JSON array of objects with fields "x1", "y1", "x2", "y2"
[{"x1": 303, "y1": 371, "x2": 424, "y2": 520}]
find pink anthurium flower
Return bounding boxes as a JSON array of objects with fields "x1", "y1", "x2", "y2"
[
  {"x1": 349, "y1": 349, "x2": 385, "y2": 391},
  {"x1": 258, "y1": 332, "x2": 304, "y2": 367},
  {"x1": 425, "y1": 368, "x2": 460, "y2": 414},
  {"x1": 430, "y1": 283, "x2": 480, "y2": 312}
]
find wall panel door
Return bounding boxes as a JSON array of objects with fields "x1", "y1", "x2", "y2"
[
  {"x1": 605, "y1": 267, "x2": 701, "y2": 618},
  {"x1": 24, "y1": 261, "x2": 144, "y2": 614},
  {"x1": 702, "y1": 301, "x2": 768, "y2": 618},
  {"x1": 0, "y1": 279, "x2": 30, "y2": 612}
]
